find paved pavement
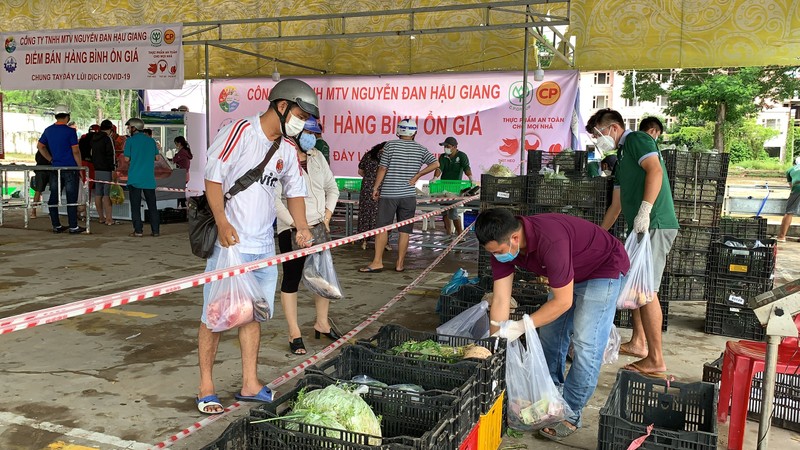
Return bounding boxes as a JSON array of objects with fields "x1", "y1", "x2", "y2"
[{"x1": 1, "y1": 208, "x2": 800, "y2": 449}]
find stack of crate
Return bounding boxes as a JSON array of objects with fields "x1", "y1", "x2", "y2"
[
  {"x1": 478, "y1": 169, "x2": 529, "y2": 278},
  {"x1": 704, "y1": 228, "x2": 776, "y2": 341}
]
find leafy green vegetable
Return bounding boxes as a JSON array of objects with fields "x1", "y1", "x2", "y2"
[
  {"x1": 290, "y1": 384, "x2": 383, "y2": 445},
  {"x1": 389, "y1": 339, "x2": 466, "y2": 362}
]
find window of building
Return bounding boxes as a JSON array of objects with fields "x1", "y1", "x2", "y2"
[
  {"x1": 665, "y1": 118, "x2": 675, "y2": 130},
  {"x1": 624, "y1": 97, "x2": 639, "y2": 107},
  {"x1": 594, "y1": 72, "x2": 611, "y2": 85},
  {"x1": 593, "y1": 95, "x2": 609, "y2": 109},
  {"x1": 656, "y1": 95, "x2": 668, "y2": 107},
  {"x1": 658, "y1": 72, "x2": 672, "y2": 83},
  {"x1": 763, "y1": 118, "x2": 780, "y2": 129},
  {"x1": 626, "y1": 118, "x2": 638, "y2": 131}
]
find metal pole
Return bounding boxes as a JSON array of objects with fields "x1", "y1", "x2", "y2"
[
  {"x1": 757, "y1": 335, "x2": 781, "y2": 450},
  {"x1": 205, "y1": 43, "x2": 211, "y2": 150},
  {"x1": 519, "y1": 5, "x2": 530, "y2": 176}
]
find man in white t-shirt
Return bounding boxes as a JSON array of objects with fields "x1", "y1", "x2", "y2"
[{"x1": 196, "y1": 79, "x2": 317, "y2": 415}]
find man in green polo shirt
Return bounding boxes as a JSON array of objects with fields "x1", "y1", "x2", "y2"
[
  {"x1": 593, "y1": 109, "x2": 678, "y2": 377},
  {"x1": 777, "y1": 156, "x2": 800, "y2": 242},
  {"x1": 433, "y1": 136, "x2": 473, "y2": 236}
]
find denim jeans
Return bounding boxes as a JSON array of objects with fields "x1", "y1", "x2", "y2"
[
  {"x1": 48, "y1": 169, "x2": 80, "y2": 229},
  {"x1": 537, "y1": 276, "x2": 622, "y2": 427},
  {"x1": 129, "y1": 186, "x2": 159, "y2": 235}
]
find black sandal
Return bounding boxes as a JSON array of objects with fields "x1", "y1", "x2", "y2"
[{"x1": 289, "y1": 337, "x2": 306, "y2": 355}]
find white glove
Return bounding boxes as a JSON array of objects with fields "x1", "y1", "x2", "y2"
[
  {"x1": 490, "y1": 319, "x2": 528, "y2": 342},
  {"x1": 632, "y1": 201, "x2": 653, "y2": 234}
]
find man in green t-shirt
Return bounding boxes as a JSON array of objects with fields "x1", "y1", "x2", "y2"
[
  {"x1": 777, "y1": 156, "x2": 800, "y2": 242},
  {"x1": 593, "y1": 110, "x2": 678, "y2": 377},
  {"x1": 433, "y1": 136, "x2": 473, "y2": 236}
]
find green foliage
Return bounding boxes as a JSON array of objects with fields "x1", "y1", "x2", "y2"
[
  {"x1": 789, "y1": 125, "x2": 798, "y2": 162},
  {"x1": 619, "y1": 70, "x2": 667, "y2": 102},
  {"x1": 667, "y1": 125, "x2": 713, "y2": 150},
  {"x1": 728, "y1": 140, "x2": 752, "y2": 164},
  {"x1": 733, "y1": 158, "x2": 794, "y2": 171},
  {"x1": 727, "y1": 119, "x2": 779, "y2": 158},
  {"x1": 2, "y1": 89, "x2": 137, "y2": 123}
]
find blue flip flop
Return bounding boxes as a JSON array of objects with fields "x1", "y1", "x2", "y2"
[
  {"x1": 196, "y1": 394, "x2": 224, "y2": 415},
  {"x1": 234, "y1": 385, "x2": 274, "y2": 403}
]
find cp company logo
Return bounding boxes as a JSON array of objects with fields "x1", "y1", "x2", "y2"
[
  {"x1": 508, "y1": 81, "x2": 534, "y2": 106},
  {"x1": 536, "y1": 81, "x2": 561, "y2": 106},
  {"x1": 163, "y1": 29, "x2": 176, "y2": 45}
]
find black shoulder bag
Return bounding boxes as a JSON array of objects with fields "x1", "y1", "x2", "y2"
[{"x1": 187, "y1": 137, "x2": 282, "y2": 258}]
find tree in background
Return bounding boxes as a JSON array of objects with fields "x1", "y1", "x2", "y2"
[
  {"x1": 621, "y1": 67, "x2": 800, "y2": 159},
  {"x1": 2, "y1": 89, "x2": 137, "y2": 127}
]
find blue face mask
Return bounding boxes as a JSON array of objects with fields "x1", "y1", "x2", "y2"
[
  {"x1": 493, "y1": 239, "x2": 519, "y2": 263},
  {"x1": 299, "y1": 132, "x2": 317, "y2": 152}
]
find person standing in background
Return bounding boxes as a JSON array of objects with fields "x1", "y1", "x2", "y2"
[
  {"x1": 357, "y1": 142, "x2": 391, "y2": 251},
  {"x1": 359, "y1": 119, "x2": 439, "y2": 273},
  {"x1": 777, "y1": 156, "x2": 800, "y2": 243},
  {"x1": 432, "y1": 136, "x2": 473, "y2": 237},
  {"x1": 37, "y1": 105, "x2": 86, "y2": 234},
  {"x1": 304, "y1": 117, "x2": 330, "y2": 163},
  {"x1": 91, "y1": 121, "x2": 118, "y2": 225},
  {"x1": 30, "y1": 145, "x2": 52, "y2": 219},
  {"x1": 173, "y1": 136, "x2": 193, "y2": 208},
  {"x1": 123, "y1": 118, "x2": 164, "y2": 237}
]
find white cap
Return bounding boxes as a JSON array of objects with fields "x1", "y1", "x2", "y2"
[
  {"x1": 54, "y1": 105, "x2": 70, "y2": 115},
  {"x1": 795, "y1": 156, "x2": 800, "y2": 165}
]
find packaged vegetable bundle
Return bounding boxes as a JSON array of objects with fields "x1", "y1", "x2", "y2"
[
  {"x1": 504, "y1": 315, "x2": 574, "y2": 430},
  {"x1": 205, "y1": 246, "x2": 270, "y2": 332},
  {"x1": 616, "y1": 231, "x2": 655, "y2": 309},
  {"x1": 302, "y1": 224, "x2": 344, "y2": 299}
]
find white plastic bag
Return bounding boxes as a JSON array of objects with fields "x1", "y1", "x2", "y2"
[
  {"x1": 504, "y1": 315, "x2": 574, "y2": 430},
  {"x1": 436, "y1": 300, "x2": 490, "y2": 339},
  {"x1": 603, "y1": 325, "x2": 621, "y2": 365},
  {"x1": 616, "y1": 232, "x2": 655, "y2": 309},
  {"x1": 205, "y1": 247, "x2": 269, "y2": 332},
  {"x1": 303, "y1": 249, "x2": 344, "y2": 299}
]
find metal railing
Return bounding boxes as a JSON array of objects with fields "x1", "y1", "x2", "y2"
[{"x1": 0, "y1": 164, "x2": 90, "y2": 232}]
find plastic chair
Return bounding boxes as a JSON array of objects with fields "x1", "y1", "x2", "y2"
[{"x1": 717, "y1": 315, "x2": 800, "y2": 450}]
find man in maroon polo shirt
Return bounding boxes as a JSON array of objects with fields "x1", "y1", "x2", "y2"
[{"x1": 474, "y1": 208, "x2": 629, "y2": 441}]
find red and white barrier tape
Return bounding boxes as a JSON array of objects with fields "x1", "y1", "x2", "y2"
[
  {"x1": 0, "y1": 195, "x2": 478, "y2": 335},
  {"x1": 337, "y1": 195, "x2": 475, "y2": 206},
  {"x1": 88, "y1": 178, "x2": 199, "y2": 194},
  {"x1": 149, "y1": 212, "x2": 475, "y2": 449}
]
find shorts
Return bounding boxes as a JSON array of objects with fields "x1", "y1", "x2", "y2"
[
  {"x1": 94, "y1": 171, "x2": 113, "y2": 196},
  {"x1": 32, "y1": 171, "x2": 51, "y2": 193},
  {"x1": 377, "y1": 196, "x2": 416, "y2": 234},
  {"x1": 651, "y1": 228, "x2": 678, "y2": 293},
  {"x1": 201, "y1": 246, "x2": 278, "y2": 326},
  {"x1": 444, "y1": 207, "x2": 459, "y2": 220},
  {"x1": 785, "y1": 191, "x2": 800, "y2": 215}
]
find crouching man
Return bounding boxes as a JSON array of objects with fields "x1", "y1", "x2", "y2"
[{"x1": 474, "y1": 208, "x2": 629, "y2": 441}]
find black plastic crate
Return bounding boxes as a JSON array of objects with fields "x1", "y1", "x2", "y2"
[
  {"x1": 611, "y1": 214, "x2": 628, "y2": 242},
  {"x1": 709, "y1": 236, "x2": 777, "y2": 281},
  {"x1": 527, "y1": 205, "x2": 606, "y2": 223},
  {"x1": 479, "y1": 202, "x2": 528, "y2": 217},
  {"x1": 480, "y1": 175, "x2": 527, "y2": 204},
  {"x1": 477, "y1": 274, "x2": 549, "y2": 305},
  {"x1": 671, "y1": 226, "x2": 717, "y2": 252},
  {"x1": 598, "y1": 370, "x2": 718, "y2": 450},
  {"x1": 527, "y1": 175, "x2": 607, "y2": 210},
  {"x1": 477, "y1": 247, "x2": 492, "y2": 277},
  {"x1": 526, "y1": 150, "x2": 588, "y2": 176},
  {"x1": 669, "y1": 178, "x2": 725, "y2": 203},
  {"x1": 615, "y1": 301, "x2": 669, "y2": 332},
  {"x1": 201, "y1": 417, "x2": 248, "y2": 450},
  {"x1": 305, "y1": 345, "x2": 479, "y2": 442},
  {"x1": 704, "y1": 303, "x2": 765, "y2": 341},
  {"x1": 661, "y1": 273, "x2": 707, "y2": 301},
  {"x1": 719, "y1": 216, "x2": 768, "y2": 241},
  {"x1": 705, "y1": 276, "x2": 773, "y2": 308},
  {"x1": 437, "y1": 284, "x2": 487, "y2": 324},
  {"x1": 438, "y1": 288, "x2": 547, "y2": 324},
  {"x1": 673, "y1": 200, "x2": 722, "y2": 227},
  {"x1": 663, "y1": 150, "x2": 729, "y2": 180},
  {"x1": 357, "y1": 324, "x2": 505, "y2": 414},
  {"x1": 665, "y1": 249, "x2": 710, "y2": 277},
  {"x1": 702, "y1": 355, "x2": 800, "y2": 432},
  {"x1": 248, "y1": 374, "x2": 458, "y2": 450}
]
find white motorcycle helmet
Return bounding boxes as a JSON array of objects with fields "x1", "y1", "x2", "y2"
[{"x1": 396, "y1": 119, "x2": 418, "y2": 137}]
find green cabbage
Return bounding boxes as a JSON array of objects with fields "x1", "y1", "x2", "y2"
[{"x1": 292, "y1": 384, "x2": 382, "y2": 445}]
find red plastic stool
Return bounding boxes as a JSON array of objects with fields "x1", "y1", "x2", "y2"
[{"x1": 717, "y1": 333, "x2": 800, "y2": 450}]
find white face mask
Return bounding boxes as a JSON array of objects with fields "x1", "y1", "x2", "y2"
[
  {"x1": 593, "y1": 126, "x2": 616, "y2": 155},
  {"x1": 284, "y1": 113, "x2": 306, "y2": 137}
]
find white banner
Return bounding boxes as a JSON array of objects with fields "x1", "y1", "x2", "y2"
[{"x1": 1, "y1": 24, "x2": 183, "y2": 90}]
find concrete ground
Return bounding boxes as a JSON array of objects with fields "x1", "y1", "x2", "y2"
[{"x1": 1, "y1": 208, "x2": 800, "y2": 450}]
